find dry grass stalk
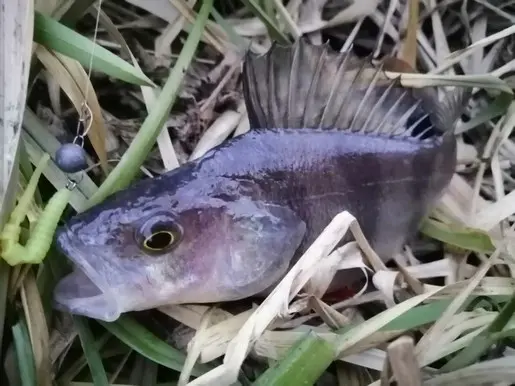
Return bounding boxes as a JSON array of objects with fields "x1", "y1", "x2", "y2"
[{"x1": 384, "y1": 335, "x2": 422, "y2": 386}]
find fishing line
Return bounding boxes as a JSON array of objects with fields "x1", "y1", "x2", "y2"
[{"x1": 0, "y1": 1, "x2": 104, "y2": 266}]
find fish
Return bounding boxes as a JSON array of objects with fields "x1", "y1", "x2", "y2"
[{"x1": 52, "y1": 38, "x2": 468, "y2": 322}]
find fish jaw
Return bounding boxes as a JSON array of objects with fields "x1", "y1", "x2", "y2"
[
  {"x1": 53, "y1": 270, "x2": 120, "y2": 321},
  {"x1": 53, "y1": 227, "x2": 123, "y2": 321}
]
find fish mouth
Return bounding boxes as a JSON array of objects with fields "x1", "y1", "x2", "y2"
[{"x1": 53, "y1": 227, "x2": 121, "y2": 322}]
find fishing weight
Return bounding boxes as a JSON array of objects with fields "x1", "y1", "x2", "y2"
[{"x1": 55, "y1": 143, "x2": 89, "y2": 173}]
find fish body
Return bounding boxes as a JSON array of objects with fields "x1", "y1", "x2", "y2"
[{"x1": 53, "y1": 38, "x2": 467, "y2": 322}]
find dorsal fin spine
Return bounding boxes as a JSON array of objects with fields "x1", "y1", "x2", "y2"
[
  {"x1": 243, "y1": 53, "x2": 266, "y2": 128},
  {"x1": 360, "y1": 76, "x2": 396, "y2": 134},
  {"x1": 334, "y1": 56, "x2": 367, "y2": 130},
  {"x1": 302, "y1": 44, "x2": 329, "y2": 129},
  {"x1": 318, "y1": 50, "x2": 348, "y2": 129},
  {"x1": 267, "y1": 47, "x2": 278, "y2": 128},
  {"x1": 406, "y1": 113, "x2": 430, "y2": 137},
  {"x1": 287, "y1": 41, "x2": 301, "y2": 128},
  {"x1": 349, "y1": 60, "x2": 384, "y2": 132},
  {"x1": 393, "y1": 100, "x2": 422, "y2": 137},
  {"x1": 241, "y1": 37, "x2": 467, "y2": 140},
  {"x1": 374, "y1": 90, "x2": 405, "y2": 135}
]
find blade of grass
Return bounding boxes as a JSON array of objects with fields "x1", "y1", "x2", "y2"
[
  {"x1": 399, "y1": 0, "x2": 419, "y2": 68},
  {"x1": 93, "y1": 6, "x2": 180, "y2": 172},
  {"x1": 258, "y1": 297, "x2": 500, "y2": 385},
  {"x1": 211, "y1": 7, "x2": 248, "y2": 50},
  {"x1": 34, "y1": 45, "x2": 109, "y2": 173},
  {"x1": 240, "y1": 0, "x2": 290, "y2": 44},
  {"x1": 108, "y1": 348, "x2": 133, "y2": 384},
  {"x1": 12, "y1": 318, "x2": 37, "y2": 386},
  {"x1": 335, "y1": 285, "x2": 460, "y2": 357},
  {"x1": 252, "y1": 331, "x2": 336, "y2": 386},
  {"x1": 17, "y1": 141, "x2": 41, "y2": 206},
  {"x1": 85, "y1": 0, "x2": 214, "y2": 208},
  {"x1": 59, "y1": 0, "x2": 98, "y2": 27},
  {"x1": 73, "y1": 316, "x2": 109, "y2": 386},
  {"x1": 36, "y1": 262, "x2": 57, "y2": 327},
  {"x1": 389, "y1": 72, "x2": 513, "y2": 94},
  {"x1": 415, "y1": 249, "x2": 499, "y2": 366},
  {"x1": 432, "y1": 23, "x2": 515, "y2": 74},
  {"x1": 20, "y1": 270, "x2": 52, "y2": 386},
  {"x1": 33, "y1": 11, "x2": 155, "y2": 87},
  {"x1": 380, "y1": 299, "x2": 462, "y2": 332},
  {"x1": 99, "y1": 315, "x2": 213, "y2": 376},
  {"x1": 419, "y1": 218, "x2": 496, "y2": 253},
  {"x1": 50, "y1": 49, "x2": 110, "y2": 173},
  {"x1": 271, "y1": 0, "x2": 301, "y2": 39},
  {"x1": 440, "y1": 290, "x2": 515, "y2": 371},
  {"x1": 57, "y1": 332, "x2": 112, "y2": 385},
  {"x1": 424, "y1": 356, "x2": 515, "y2": 385},
  {"x1": 168, "y1": 0, "x2": 225, "y2": 54}
]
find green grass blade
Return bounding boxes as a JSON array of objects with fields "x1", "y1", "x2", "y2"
[
  {"x1": 381, "y1": 300, "x2": 456, "y2": 331},
  {"x1": 440, "y1": 291, "x2": 515, "y2": 372},
  {"x1": 85, "y1": 0, "x2": 214, "y2": 208},
  {"x1": 33, "y1": 11, "x2": 155, "y2": 87},
  {"x1": 57, "y1": 333, "x2": 112, "y2": 385},
  {"x1": 283, "y1": 297, "x2": 506, "y2": 384},
  {"x1": 12, "y1": 318, "x2": 37, "y2": 386},
  {"x1": 73, "y1": 316, "x2": 109, "y2": 386},
  {"x1": 420, "y1": 218, "x2": 496, "y2": 253},
  {"x1": 253, "y1": 332, "x2": 336, "y2": 386},
  {"x1": 268, "y1": 302, "x2": 453, "y2": 385},
  {"x1": 99, "y1": 315, "x2": 212, "y2": 376},
  {"x1": 345, "y1": 296, "x2": 509, "y2": 335}
]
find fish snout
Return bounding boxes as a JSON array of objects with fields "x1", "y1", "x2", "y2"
[
  {"x1": 53, "y1": 226, "x2": 129, "y2": 321},
  {"x1": 53, "y1": 268, "x2": 121, "y2": 321}
]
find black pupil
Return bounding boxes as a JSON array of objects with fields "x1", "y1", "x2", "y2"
[{"x1": 147, "y1": 232, "x2": 172, "y2": 249}]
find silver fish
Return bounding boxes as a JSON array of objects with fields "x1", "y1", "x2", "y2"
[{"x1": 53, "y1": 38, "x2": 468, "y2": 321}]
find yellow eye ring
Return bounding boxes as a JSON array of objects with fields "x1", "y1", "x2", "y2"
[{"x1": 143, "y1": 230, "x2": 175, "y2": 251}]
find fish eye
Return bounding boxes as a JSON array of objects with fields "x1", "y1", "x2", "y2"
[
  {"x1": 143, "y1": 231, "x2": 175, "y2": 251},
  {"x1": 136, "y1": 214, "x2": 182, "y2": 253}
]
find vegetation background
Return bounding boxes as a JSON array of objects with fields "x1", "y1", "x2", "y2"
[{"x1": 2, "y1": 0, "x2": 515, "y2": 385}]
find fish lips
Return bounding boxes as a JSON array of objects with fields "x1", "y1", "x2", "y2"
[{"x1": 53, "y1": 226, "x2": 122, "y2": 322}]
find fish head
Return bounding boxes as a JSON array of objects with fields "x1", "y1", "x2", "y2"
[{"x1": 53, "y1": 173, "x2": 306, "y2": 322}]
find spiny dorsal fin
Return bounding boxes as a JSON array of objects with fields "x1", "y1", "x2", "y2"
[{"x1": 242, "y1": 37, "x2": 468, "y2": 140}]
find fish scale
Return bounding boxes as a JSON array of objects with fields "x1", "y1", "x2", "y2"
[{"x1": 52, "y1": 38, "x2": 469, "y2": 322}]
